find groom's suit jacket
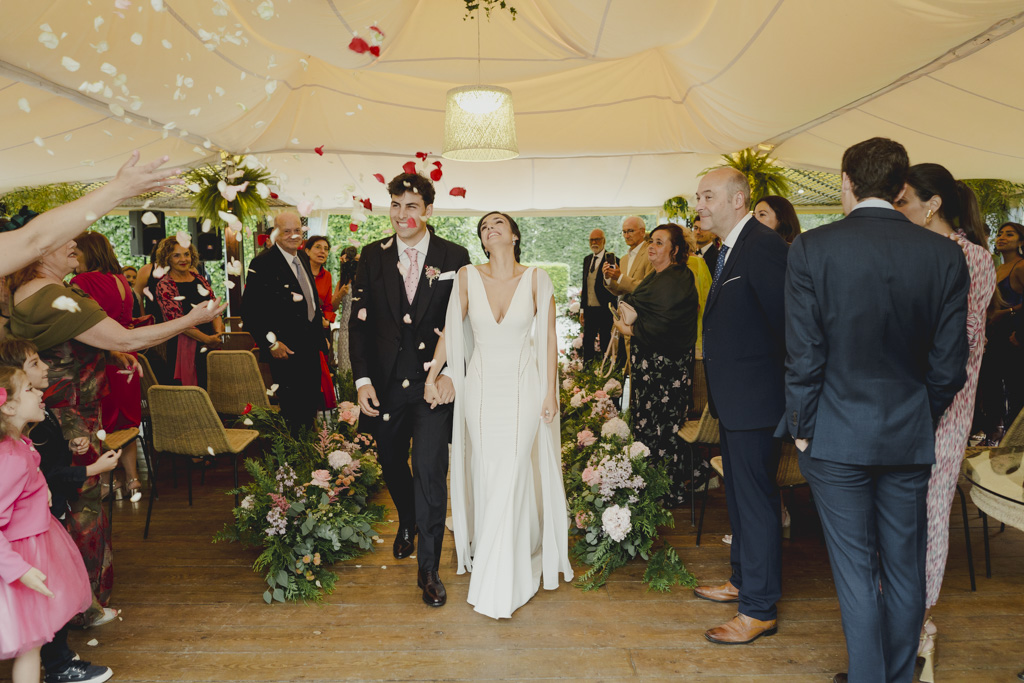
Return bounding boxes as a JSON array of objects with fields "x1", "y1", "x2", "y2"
[{"x1": 348, "y1": 231, "x2": 471, "y2": 431}]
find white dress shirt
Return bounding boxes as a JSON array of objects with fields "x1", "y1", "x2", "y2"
[
  {"x1": 616, "y1": 241, "x2": 646, "y2": 284},
  {"x1": 718, "y1": 212, "x2": 754, "y2": 269},
  {"x1": 277, "y1": 243, "x2": 316, "y2": 320},
  {"x1": 586, "y1": 249, "x2": 604, "y2": 306},
  {"x1": 852, "y1": 198, "x2": 895, "y2": 211}
]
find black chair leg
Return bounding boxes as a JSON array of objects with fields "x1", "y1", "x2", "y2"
[
  {"x1": 981, "y1": 510, "x2": 991, "y2": 578},
  {"x1": 687, "y1": 444, "x2": 696, "y2": 526},
  {"x1": 144, "y1": 449, "x2": 160, "y2": 540},
  {"x1": 695, "y1": 477, "x2": 710, "y2": 547},
  {"x1": 107, "y1": 470, "x2": 114, "y2": 533},
  {"x1": 956, "y1": 484, "x2": 975, "y2": 592}
]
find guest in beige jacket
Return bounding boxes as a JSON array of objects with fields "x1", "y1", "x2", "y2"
[{"x1": 604, "y1": 216, "x2": 654, "y2": 296}]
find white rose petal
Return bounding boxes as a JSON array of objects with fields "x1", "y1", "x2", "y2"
[
  {"x1": 39, "y1": 31, "x2": 59, "y2": 49},
  {"x1": 207, "y1": 446, "x2": 215, "y2": 456},
  {"x1": 418, "y1": 342, "x2": 425, "y2": 350},
  {"x1": 96, "y1": 429, "x2": 107, "y2": 441},
  {"x1": 86, "y1": 639, "x2": 99, "y2": 647},
  {"x1": 402, "y1": 379, "x2": 409, "y2": 388},
  {"x1": 196, "y1": 284, "x2": 209, "y2": 297},
  {"x1": 175, "y1": 230, "x2": 191, "y2": 248},
  {"x1": 62, "y1": 56, "x2": 80, "y2": 72},
  {"x1": 266, "y1": 332, "x2": 277, "y2": 344},
  {"x1": 243, "y1": 417, "x2": 253, "y2": 426},
  {"x1": 51, "y1": 296, "x2": 81, "y2": 313},
  {"x1": 382, "y1": 413, "x2": 390, "y2": 421},
  {"x1": 17, "y1": 98, "x2": 30, "y2": 113},
  {"x1": 130, "y1": 33, "x2": 143, "y2": 45},
  {"x1": 267, "y1": 383, "x2": 279, "y2": 396},
  {"x1": 256, "y1": 0, "x2": 274, "y2": 19},
  {"x1": 141, "y1": 211, "x2": 158, "y2": 225},
  {"x1": 202, "y1": 218, "x2": 213, "y2": 233},
  {"x1": 291, "y1": 292, "x2": 303, "y2": 302},
  {"x1": 403, "y1": 314, "x2": 412, "y2": 324}
]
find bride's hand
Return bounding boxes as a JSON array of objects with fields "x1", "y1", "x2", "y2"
[
  {"x1": 424, "y1": 382, "x2": 441, "y2": 409},
  {"x1": 540, "y1": 392, "x2": 557, "y2": 424}
]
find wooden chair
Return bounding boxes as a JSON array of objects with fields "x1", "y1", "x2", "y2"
[
  {"x1": 102, "y1": 426, "x2": 142, "y2": 525},
  {"x1": 144, "y1": 385, "x2": 258, "y2": 538},
  {"x1": 220, "y1": 331, "x2": 256, "y2": 351},
  {"x1": 224, "y1": 316, "x2": 243, "y2": 332},
  {"x1": 678, "y1": 404, "x2": 720, "y2": 542},
  {"x1": 206, "y1": 350, "x2": 275, "y2": 418}
]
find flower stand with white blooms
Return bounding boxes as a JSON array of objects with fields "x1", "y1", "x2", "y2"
[
  {"x1": 215, "y1": 406, "x2": 388, "y2": 603},
  {"x1": 559, "y1": 336, "x2": 696, "y2": 591}
]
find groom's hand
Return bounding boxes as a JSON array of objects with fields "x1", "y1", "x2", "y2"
[
  {"x1": 434, "y1": 375, "x2": 455, "y2": 406},
  {"x1": 357, "y1": 384, "x2": 380, "y2": 417}
]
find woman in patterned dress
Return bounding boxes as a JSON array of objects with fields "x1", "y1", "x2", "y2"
[
  {"x1": 894, "y1": 163, "x2": 996, "y2": 663},
  {"x1": 613, "y1": 223, "x2": 699, "y2": 507}
]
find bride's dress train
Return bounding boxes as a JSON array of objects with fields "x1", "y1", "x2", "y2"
[{"x1": 446, "y1": 266, "x2": 573, "y2": 619}]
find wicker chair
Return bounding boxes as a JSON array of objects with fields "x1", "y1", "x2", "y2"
[
  {"x1": 220, "y1": 331, "x2": 256, "y2": 351},
  {"x1": 206, "y1": 350, "x2": 274, "y2": 418},
  {"x1": 678, "y1": 404, "x2": 720, "y2": 543},
  {"x1": 144, "y1": 385, "x2": 258, "y2": 538}
]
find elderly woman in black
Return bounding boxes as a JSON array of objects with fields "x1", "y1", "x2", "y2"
[{"x1": 613, "y1": 222, "x2": 698, "y2": 506}]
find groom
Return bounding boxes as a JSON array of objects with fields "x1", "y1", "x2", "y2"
[{"x1": 349, "y1": 172, "x2": 471, "y2": 607}]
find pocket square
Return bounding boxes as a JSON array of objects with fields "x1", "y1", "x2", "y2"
[
  {"x1": 722, "y1": 276, "x2": 741, "y2": 286},
  {"x1": 437, "y1": 271, "x2": 456, "y2": 281}
]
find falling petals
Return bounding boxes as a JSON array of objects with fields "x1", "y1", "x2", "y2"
[
  {"x1": 255, "y1": 0, "x2": 274, "y2": 20},
  {"x1": 176, "y1": 231, "x2": 192, "y2": 248},
  {"x1": 402, "y1": 161, "x2": 416, "y2": 175},
  {"x1": 61, "y1": 56, "x2": 80, "y2": 72},
  {"x1": 358, "y1": 197, "x2": 372, "y2": 211},
  {"x1": 17, "y1": 98, "x2": 30, "y2": 113},
  {"x1": 405, "y1": 217, "x2": 416, "y2": 229},
  {"x1": 373, "y1": 173, "x2": 385, "y2": 184},
  {"x1": 255, "y1": 182, "x2": 270, "y2": 199},
  {"x1": 291, "y1": 292, "x2": 303, "y2": 302},
  {"x1": 202, "y1": 218, "x2": 213, "y2": 233},
  {"x1": 153, "y1": 266, "x2": 168, "y2": 279},
  {"x1": 243, "y1": 417, "x2": 254, "y2": 426},
  {"x1": 430, "y1": 168, "x2": 442, "y2": 182},
  {"x1": 141, "y1": 211, "x2": 158, "y2": 225},
  {"x1": 51, "y1": 296, "x2": 81, "y2": 313},
  {"x1": 130, "y1": 33, "x2": 143, "y2": 45},
  {"x1": 357, "y1": 309, "x2": 367, "y2": 321},
  {"x1": 423, "y1": 361, "x2": 433, "y2": 371},
  {"x1": 297, "y1": 200, "x2": 314, "y2": 217},
  {"x1": 382, "y1": 414, "x2": 390, "y2": 422},
  {"x1": 267, "y1": 383, "x2": 279, "y2": 396},
  {"x1": 115, "y1": 0, "x2": 132, "y2": 9},
  {"x1": 415, "y1": 151, "x2": 429, "y2": 161},
  {"x1": 226, "y1": 258, "x2": 242, "y2": 276},
  {"x1": 418, "y1": 342, "x2": 425, "y2": 350},
  {"x1": 403, "y1": 313, "x2": 412, "y2": 324},
  {"x1": 369, "y1": 25, "x2": 385, "y2": 38},
  {"x1": 349, "y1": 223, "x2": 359, "y2": 232},
  {"x1": 39, "y1": 31, "x2": 59, "y2": 50},
  {"x1": 314, "y1": 145, "x2": 324, "y2": 156},
  {"x1": 266, "y1": 332, "x2": 277, "y2": 344},
  {"x1": 207, "y1": 446, "x2": 215, "y2": 456},
  {"x1": 401, "y1": 379, "x2": 409, "y2": 388},
  {"x1": 218, "y1": 210, "x2": 237, "y2": 224},
  {"x1": 449, "y1": 187, "x2": 467, "y2": 198},
  {"x1": 348, "y1": 36, "x2": 370, "y2": 54}
]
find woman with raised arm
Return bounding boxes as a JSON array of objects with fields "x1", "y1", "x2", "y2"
[{"x1": 425, "y1": 211, "x2": 572, "y2": 619}]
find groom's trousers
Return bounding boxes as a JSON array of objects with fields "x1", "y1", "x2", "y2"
[
  {"x1": 373, "y1": 377, "x2": 453, "y2": 572},
  {"x1": 799, "y1": 449, "x2": 930, "y2": 683}
]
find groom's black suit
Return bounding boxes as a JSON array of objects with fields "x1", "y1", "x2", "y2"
[{"x1": 349, "y1": 231, "x2": 470, "y2": 573}]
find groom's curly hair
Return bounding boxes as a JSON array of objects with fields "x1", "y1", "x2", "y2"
[
  {"x1": 477, "y1": 211, "x2": 522, "y2": 262},
  {"x1": 387, "y1": 173, "x2": 435, "y2": 207}
]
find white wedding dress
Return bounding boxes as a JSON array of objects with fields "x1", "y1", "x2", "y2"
[{"x1": 446, "y1": 266, "x2": 573, "y2": 619}]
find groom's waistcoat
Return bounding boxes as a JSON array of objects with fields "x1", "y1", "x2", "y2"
[{"x1": 395, "y1": 289, "x2": 426, "y2": 384}]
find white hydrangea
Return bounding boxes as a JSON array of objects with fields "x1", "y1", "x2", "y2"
[
  {"x1": 628, "y1": 442, "x2": 651, "y2": 459},
  {"x1": 568, "y1": 301, "x2": 580, "y2": 314},
  {"x1": 561, "y1": 377, "x2": 574, "y2": 391},
  {"x1": 570, "y1": 392, "x2": 586, "y2": 409},
  {"x1": 328, "y1": 449, "x2": 353, "y2": 470},
  {"x1": 601, "y1": 416, "x2": 630, "y2": 440},
  {"x1": 603, "y1": 378, "x2": 622, "y2": 396},
  {"x1": 602, "y1": 504, "x2": 632, "y2": 542}
]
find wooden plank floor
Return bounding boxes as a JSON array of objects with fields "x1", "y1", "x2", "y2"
[{"x1": 3, "y1": 465, "x2": 1023, "y2": 682}]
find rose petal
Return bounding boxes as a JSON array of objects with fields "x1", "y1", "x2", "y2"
[
  {"x1": 349, "y1": 223, "x2": 359, "y2": 232},
  {"x1": 401, "y1": 379, "x2": 409, "y2": 388},
  {"x1": 369, "y1": 45, "x2": 380, "y2": 57},
  {"x1": 17, "y1": 98, "x2": 31, "y2": 113},
  {"x1": 382, "y1": 414, "x2": 390, "y2": 421},
  {"x1": 358, "y1": 197, "x2": 372, "y2": 211},
  {"x1": 415, "y1": 152, "x2": 428, "y2": 161},
  {"x1": 418, "y1": 342, "x2": 425, "y2": 350},
  {"x1": 314, "y1": 145, "x2": 324, "y2": 156},
  {"x1": 348, "y1": 36, "x2": 369, "y2": 54},
  {"x1": 403, "y1": 313, "x2": 412, "y2": 324},
  {"x1": 153, "y1": 266, "x2": 167, "y2": 279},
  {"x1": 207, "y1": 446, "x2": 215, "y2": 456},
  {"x1": 429, "y1": 168, "x2": 442, "y2": 182},
  {"x1": 373, "y1": 173, "x2": 385, "y2": 184},
  {"x1": 142, "y1": 287, "x2": 153, "y2": 301},
  {"x1": 267, "y1": 383, "x2": 279, "y2": 396},
  {"x1": 51, "y1": 295, "x2": 81, "y2": 313},
  {"x1": 369, "y1": 25, "x2": 385, "y2": 37},
  {"x1": 175, "y1": 231, "x2": 192, "y2": 248},
  {"x1": 357, "y1": 309, "x2": 367, "y2": 321},
  {"x1": 196, "y1": 284, "x2": 209, "y2": 297},
  {"x1": 96, "y1": 429, "x2": 107, "y2": 441},
  {"x1": 402, "y1": 161, "x2": 416, "y2": 175},
  {"x1": 291, "y1": 292, "x2": 303, "y2": 302},
  {"x1": 61, "y1": 56, "x2": 80, "y2": 72},
  {"x1": 141, "y1": 211, "x2": 158, "y2": 225},
  {"x1": 297, "y1": 200, "x2": 313, "y2": 217},
  {"x1": 449, "y1": 187, "x2": 467, "y2": 197},
  {"x1": 406, "y1": 218, "x2": 416, "y2": 229}
]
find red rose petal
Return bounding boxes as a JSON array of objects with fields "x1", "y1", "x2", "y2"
[
  {"x1": 416, "y1": 151, "x2": 429, "y2": 161},
  {"x1": 406, "y1": 218, "x2": 416, "y2": 229},
  {"x1": 241, "y1": 403, "x2": 252, "y2": 415},
  {"x1": 373, "y1": 173, "x2": 385, "y2": 184},
  {"x1": 348, "y1": 37, "x2": 370, "y2": 54},
  {"x1": 359, "y1": 197, "x2": 372, "y2": 211},
  {"x1": 369, "y1": 45, "x2": 380, "y2": 57},
  {"x1": 349, "y1": 222, "x2": 359, "y2": 232},
  {"x1": 257, "y1": 234, "x2": 269, "y2": 246},
  {"x1": 402, "y1": 161, "x2": 416, "y2": 175},
  {"x1": 314, "y1": 145, "x2": 324, "y2": 156},
  {"x1": 429, "y1": 168, "x2": 442, "y2": 182},
  {"x1": 432, "y1": 161, "x2": 442, "y2": 168},
  {"x1": 449, "y1": 187, "x2": 467, "y2": 197},
  {"x1": 269, "y1": 191, "x2": 279, "y2": 199},
  {"x1": 370, "y1": 25, "x2": 385, "y2": 37}
]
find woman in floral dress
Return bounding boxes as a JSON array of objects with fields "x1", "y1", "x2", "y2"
[
  {"x1": 613, "y1": 223, "x2": 698, "y2": 507},
  {"x1": 894, "y1": 163, "x2": 996, "y2": 661}
]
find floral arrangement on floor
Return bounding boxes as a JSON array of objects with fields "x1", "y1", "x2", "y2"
[
  {"x1": 214, "y1": 408, "x2": 387, "y2": 604},
  {"x1": 559, "y1": 345, "x2": 696, "y2": 592}
]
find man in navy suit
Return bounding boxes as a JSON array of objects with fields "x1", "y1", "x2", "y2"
[
  {"x1": 241, "y1": 211, "x2": 326, "y2": 433},
  {"x1": 579, "y1": 228, "x2": 617, "y2": 362},
  {"x1": 695, "y1": 167, "x2": 789, "y2": 645},
  {"x1": 349, "y1": 173, "x2": 471, "y2": 608},
  {"x1": 781, "y1": 138, "x2": 969, "y2": 682}
]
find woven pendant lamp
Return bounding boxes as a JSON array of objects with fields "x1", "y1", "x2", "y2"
[{"x1": 442, "y1": 84, "x2": 518, "y2": 161}]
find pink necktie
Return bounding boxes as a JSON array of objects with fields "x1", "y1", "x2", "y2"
[{"x1": 404, "y1": 247, "x2": 419, "y2": 304}]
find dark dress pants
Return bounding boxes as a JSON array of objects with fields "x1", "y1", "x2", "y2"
[
  {"x1": 719, "y1": 424, "x2": 782, "y2": 621},
  {"x1": 268, "y1": 347, "x2": 321, "y2": 434},
  {"x1": 582, "y1": 305, "x2": 612, "y2": 363},
  {"x1": 800, "y1": 449, "x2": 930, "y2": 683},
  {"x1": 372, "y1": 378, "x2": 452, "y2": 572}
]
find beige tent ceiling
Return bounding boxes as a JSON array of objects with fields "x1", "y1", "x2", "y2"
[{"x1": 1, "y1": 0, "x2": 1023, "y2": 215}]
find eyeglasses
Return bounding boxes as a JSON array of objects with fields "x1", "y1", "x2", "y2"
[{"x1": 589, "y1": 238, "x2": 604, "y2": 243}]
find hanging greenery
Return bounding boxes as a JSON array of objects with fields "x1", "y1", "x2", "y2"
[
  {"x1": 704, "y1": 148, "x2": 791, "y2": 209},
  {"x1": 463, "y1": 0, "x2": 517, "y2": 21},
  {"x1": 661, "y1": 196, "x2": 692, "y2": 224},
  {"x1": 183, "y1": 157, "x2": 275, "y2": 229},
  {"x1": 961, "y1": 179, "x2": 1024, "y2": 232},
  {"x1": 0, "y1": 182, "x2": 87, "y2": 215}
]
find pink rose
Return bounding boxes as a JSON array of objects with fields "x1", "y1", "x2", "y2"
[
  {"x1": 594, "y1": 390, "x2": 608, "y2": 399},
  {"x1": 310, "y1": 469, "x2": 332, "y2": 490},
  {"x1": 337, "y1": 401, "x2": 360, "y2": 425},
  {"x1": 577, "y1": 429, "x2": 597, "y2": 447},
  {"x1": 581, "y1": 466, "x2": 601, "y2": 486},
  {"x1": 575, "y1": 511, "x2": 592, "y2": 529}
]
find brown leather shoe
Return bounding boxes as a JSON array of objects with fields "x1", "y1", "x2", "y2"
[
  {"x1": 393, "y1": 526, "x2": 416, "y2": 560},
  {"x1": 417, "y1": 568, "x2": 447, "y2": 607},
  {"x1": 693, "y1": 581, "x2": 739, "y2": 603},
  {"x1": 704, "y1": 613, "x2": 778, "y2": 644}
]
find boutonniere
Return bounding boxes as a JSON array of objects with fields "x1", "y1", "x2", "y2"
[{"x1": 424, "y1": 266, "x2": 440, "y2": 286}]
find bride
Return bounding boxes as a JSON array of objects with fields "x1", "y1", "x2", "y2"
[{"x1": 424, "y1": 211, "x2": 573, "y2": 619}]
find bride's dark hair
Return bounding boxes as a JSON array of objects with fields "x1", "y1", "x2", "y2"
[{"x1": 477, "y1": 211, "x2": 521, "y2": 261}]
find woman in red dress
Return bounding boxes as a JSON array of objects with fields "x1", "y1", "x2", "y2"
[
  {"x1": 304, "y1": 236, "x2": 342, "y2": 410},
  {"x1": 70, "y1": 232, "x2": 146, "y2": 502}
]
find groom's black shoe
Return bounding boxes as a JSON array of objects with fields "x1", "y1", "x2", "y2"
[
  {"x1": 393, "y1": 526, "x2": 416, "y2": 560},
  {"x1": 417, "y1": 568, "x2": 447, "y2": 607}
]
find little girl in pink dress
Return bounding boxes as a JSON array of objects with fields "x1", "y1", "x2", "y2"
[{"x1": 0, "y1": 367, "x2": 91, "y2": 682}]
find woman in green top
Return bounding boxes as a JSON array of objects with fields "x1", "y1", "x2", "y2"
[
  {"x1": 614, "y1": 223, "x2": 699, "y2": 507},
  {"x1": 6, "y1": 234, "x2": 224, "y2": 622}
]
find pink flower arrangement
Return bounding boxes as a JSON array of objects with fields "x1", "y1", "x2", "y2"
[
  {"x1": 577, "y1": 429, "x2": 597, "y2": 447},
  {"x1": 337, "y1": 401, "x2": 360, "y2": 425},
  {"x1": 310, "y1": 469, "x2": 332, "y2": 490},
  {"x1": 268, "y1": 492, "x2": 290, "y2": 512},
  {"x1": 594, "y1": 390, "x2": 608, "y2": 400},
  {"x1": 328, "y1": 449, "x2": 353, "y2": 470},
  {"x1": 581, "y1": 466, "x2": 601, "y2": 487},
  {"x1": 575, "y1": 510, "x2": 593, "y2": 529}
]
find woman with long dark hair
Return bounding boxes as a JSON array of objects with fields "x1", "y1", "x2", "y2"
[
  {"x1": 894, "y1": 162, "x2": 995, "y2": 672},
  {"x1": 753, "y1": 195, "x2": 801, "y2": 244}
]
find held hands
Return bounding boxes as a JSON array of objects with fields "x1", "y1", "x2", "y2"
[
  {"x1": 357, "y1": 384, "x2": 380, "y2": 417},
  {"x1": 19, "y1": 567, "x2": 54, "y2": 598},
  {"x1": 424, "y1": 376, "x2": 456, "y2": 409}
]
